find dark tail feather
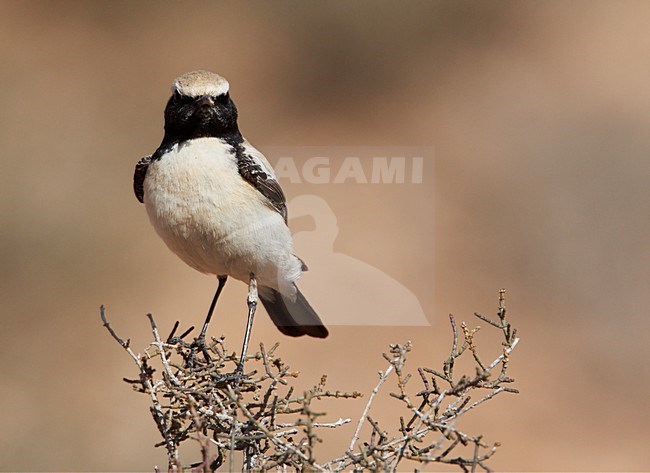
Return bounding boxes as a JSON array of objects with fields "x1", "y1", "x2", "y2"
[{"x1": 259, "y1": 286, "x2": 329, "y2": 338}]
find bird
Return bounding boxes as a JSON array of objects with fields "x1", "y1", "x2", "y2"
[{"x1": 133, "y1": 70, "x2": 328, "y2": 370}]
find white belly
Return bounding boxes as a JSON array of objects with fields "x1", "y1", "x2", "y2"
[{"x1": 143, "y1": 138, "x2": 300, "y2": 292}]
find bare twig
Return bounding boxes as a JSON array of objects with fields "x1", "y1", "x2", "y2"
[
  {"x1": 101, "y1": 289, "x2": 519, "y2": 471},
  {"x1": 349, "y1": 365, "x2": 394, "y2": 454}
]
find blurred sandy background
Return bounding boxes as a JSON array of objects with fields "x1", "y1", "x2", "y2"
[{"x1": 1, "y1": 1, "x2": 649, "y2": 470}]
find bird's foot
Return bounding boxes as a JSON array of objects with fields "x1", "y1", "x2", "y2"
[
  {"x1": 164, "y1": 321, "x2": 214, "y2": 363},
  {"x1": 166, "y1": 320, "x2": 195, "y2": 345},
  {"x1": 191, "y1": 334, "x2": 214, "y2": 363}
]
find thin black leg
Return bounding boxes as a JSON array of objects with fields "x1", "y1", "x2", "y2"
[
  {"x1": 199, "y1": 275, "x2": 228, "y2": 340},
  {"x1": 237, "y1": 273, "x2": 258, "y2": 373}
]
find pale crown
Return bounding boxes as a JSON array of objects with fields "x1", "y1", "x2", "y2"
[{"x1": 172, "y1": 70, "x2": 230, "y2": 97}]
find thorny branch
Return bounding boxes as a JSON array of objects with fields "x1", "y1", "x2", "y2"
[{"x1": 101, "y1": 289, "x2": 519, "y2": 471}]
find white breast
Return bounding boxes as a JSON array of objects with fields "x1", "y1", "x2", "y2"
[{"x1": 143, "y1": 138, "x2": 301, "y2": 292}]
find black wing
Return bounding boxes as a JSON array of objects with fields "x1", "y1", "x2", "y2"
[
  {"x1": 133, "y1": 155, "x2": 152, "y2": 204},
  {"x1": 237, "y1": 152, "x2": 287, "y2": 222}
]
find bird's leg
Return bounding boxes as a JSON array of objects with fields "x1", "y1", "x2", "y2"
[
  {"x1": 236, "y1": 273, "x2": 258, "y2": 375},
  {"x1": 193, "y1": 275, "x2": 227, "y2": 359},
  {"x1": 199, "y1": 275, "x2": 228, "y2": 340}
]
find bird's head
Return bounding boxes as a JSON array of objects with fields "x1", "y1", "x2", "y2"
[{"x1": 163, "y1": 70, "x2": 239, "y2": 141}]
